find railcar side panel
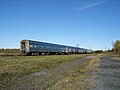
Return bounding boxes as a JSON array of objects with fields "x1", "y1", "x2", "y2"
[{"x1": 20, "y1": 40, "x2": 93, "y2": 55}]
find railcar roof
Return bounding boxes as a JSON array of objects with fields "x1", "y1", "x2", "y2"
[{"x1": 21, "y1": 39, "x2": 91, "y2": 50}]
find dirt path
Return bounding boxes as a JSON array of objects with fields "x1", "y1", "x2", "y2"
[
  {"x1": 92, "y1": 56, "x2": 120, "y2": 90},
  {"x1": 10, "y1": 56, "x2": 96, "y2": 90}
]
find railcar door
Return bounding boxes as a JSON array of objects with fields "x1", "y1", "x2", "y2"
[{"x1": 21, "y1": 42, "x2": 26, "y2": 52}]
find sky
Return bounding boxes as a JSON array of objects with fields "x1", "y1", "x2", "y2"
[{"x1": 0, "y1": 0, "x2": 120, "y2": 50}]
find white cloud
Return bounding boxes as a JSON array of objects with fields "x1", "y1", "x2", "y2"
[{"x1": 80, "y1": 0, "x2": 106, "y2": 10}]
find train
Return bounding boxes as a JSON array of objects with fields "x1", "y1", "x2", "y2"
[{"x1": 20, "y1": 40, "x2": 93, "y2": 55}]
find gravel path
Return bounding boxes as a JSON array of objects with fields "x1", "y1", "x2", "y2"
[
  {"x1": 92, "y1": 56, "x2": 120, "y2": 90},
  {"x1": 10, "y1": 56, "x2": 96, "y2": 90}
]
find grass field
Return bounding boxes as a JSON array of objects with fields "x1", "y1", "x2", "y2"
[
  {"x1": 0, "y1": 54, "x2": 88, "y2": 89},
  {"x1": 51, "y1": 57, "x2": 100, "y2": 90},
  {"x1": 0, "y1": 49, "x2": 117, "y2": 89},
  {"x1": 0, "y1": 49, "x2": 20, "y2": 56}
]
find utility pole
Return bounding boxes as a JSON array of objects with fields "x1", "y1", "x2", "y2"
[
  {"x1": 111, "y1": 41, "x2": 114, "y2": 52},
  {"x1": 112, "y1": 41, "x2": 114, "y2": 48},
  {"x1": 77, "y1": 43, "x2": 79, "y2": 48},
  {"x1": 105, "y1": 45, "x2": 107, "y2": 51}
]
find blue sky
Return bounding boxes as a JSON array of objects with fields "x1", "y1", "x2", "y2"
[{"x1": 0, "y1": 0, "x2": 120, "y2": 50}]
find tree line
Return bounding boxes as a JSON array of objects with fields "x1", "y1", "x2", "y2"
[{"x1": 0, "y1": 49, "x2": 19, "y2": 53}]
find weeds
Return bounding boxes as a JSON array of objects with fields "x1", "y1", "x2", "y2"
[
  {"x1": 51, "y1": 57, "x2": 100, "y2": 90},
  {"x1": 0, "y1": 55, "x2": 86, "y2": 89}
]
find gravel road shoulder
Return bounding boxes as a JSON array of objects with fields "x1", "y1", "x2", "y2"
[{"x1": 92, "y1": 56, "x2": 120, "y2": 90}]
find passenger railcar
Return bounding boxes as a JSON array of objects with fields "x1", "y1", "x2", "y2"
[{"x1": 20, "y1": 40, "x2": 92, "y2": 55}]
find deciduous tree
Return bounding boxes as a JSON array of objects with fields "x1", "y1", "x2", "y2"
[{"x1": 114, "y1": 40, "x2": 120, "y2": 54}]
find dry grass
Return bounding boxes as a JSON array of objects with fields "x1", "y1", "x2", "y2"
[
  {"x1": 0, "y1": 49, "x2": 20, "y2": 56},
  {"x1": 112, "y1": 56, "x2": 120, "y2": 61},
  {"x1": 0, "y1": 55, "x2": 87, "y2": 89},
  {"x1": 51, "y1": 56, "x2": 100, "y2": 90}
]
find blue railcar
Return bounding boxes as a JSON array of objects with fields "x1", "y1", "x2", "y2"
[{"x1": 20, "y1": 40, "x2": 92, "y2": 55}]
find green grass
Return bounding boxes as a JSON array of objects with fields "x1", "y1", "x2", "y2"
[
  {"x1": 0, "y1": 55, "x2": 87, "y2": 89},
  {"x1": 0, "y1": 49, "x2": 19, "y2": 53},
  {"x1": 0, "y1": 49, "x2": 20, "y2": 56}
]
